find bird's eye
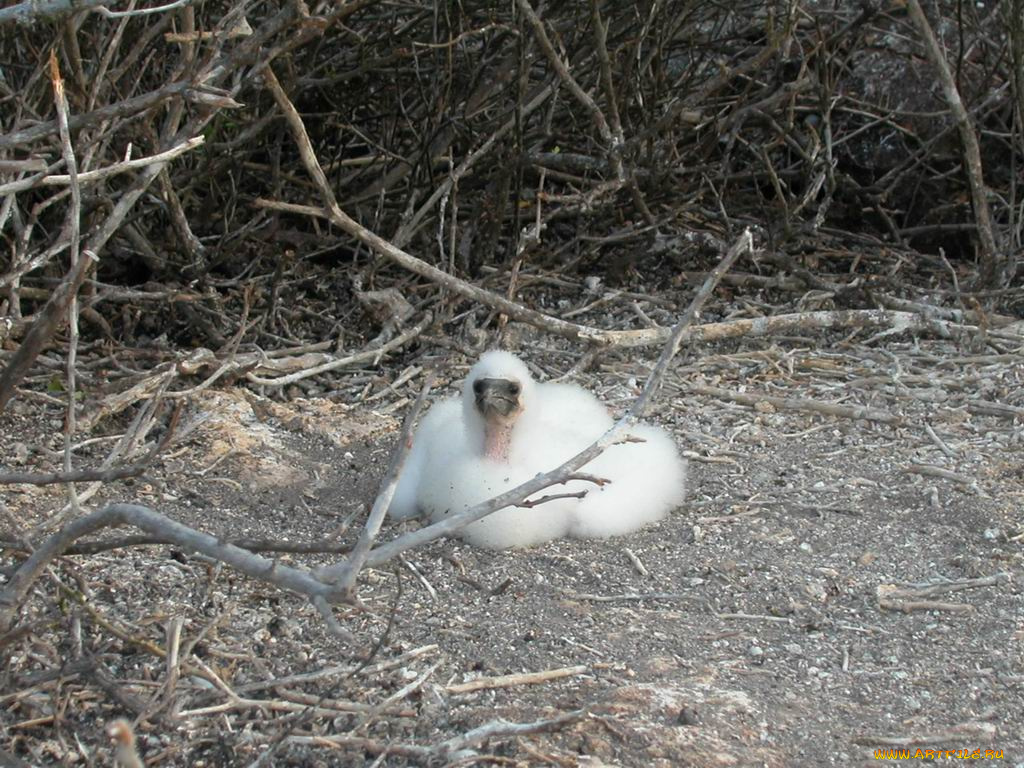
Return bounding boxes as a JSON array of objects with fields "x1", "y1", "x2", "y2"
[
  {"x1": 509, "y1": 383, "x2": 521, "y2": 396},
  {"x1": 473, "y1": 380, "x2": 484, "y2": 394}
]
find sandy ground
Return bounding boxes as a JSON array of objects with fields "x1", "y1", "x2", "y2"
[{"x1": 2, "y1": 329, "x2": 1022, "y2": 766}]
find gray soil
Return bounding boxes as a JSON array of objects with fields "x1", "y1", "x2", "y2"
[{"x1": 2, "y1": 326, "x2": 1022, "y2": 767}]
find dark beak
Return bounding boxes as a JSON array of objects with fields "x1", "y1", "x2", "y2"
[{"x1": 474, "y1": 378, "x2": 521, "y2": 421}]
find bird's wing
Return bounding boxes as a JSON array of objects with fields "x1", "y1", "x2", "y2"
[{"x1": 388, "y1": 397, "x2": 462, "y2": 520}]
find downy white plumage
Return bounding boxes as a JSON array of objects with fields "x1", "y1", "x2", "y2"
[{"x1": 388, "y1": 350, "x2": 686, "y2": 548}]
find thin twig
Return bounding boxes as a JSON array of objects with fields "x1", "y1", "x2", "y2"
[
  {"x1": 49, "y1": 51, "x2": 84, "y2": 514},
  {"x1": 324, "y1": 374, "x2": 435, "y2": 590}
]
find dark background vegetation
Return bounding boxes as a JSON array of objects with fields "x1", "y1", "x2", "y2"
[{"x1": 1, "y1": 0, "x2": 1021, "y2": 364}]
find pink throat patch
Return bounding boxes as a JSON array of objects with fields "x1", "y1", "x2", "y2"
[{"x1": 483, "y1": 422, "x2": 513, "y2": 462}]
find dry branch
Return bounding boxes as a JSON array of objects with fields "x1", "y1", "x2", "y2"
[
  {"x1": 968, "y1": 400, "x2": 1024, "y2": 420},
  {"x1": 244, "y1": 313, "x2": 432, "y2": 387},
  {"x1": 436, "y1": 710, "x2": 586, "y2": 757},
  {"x1": 905, "y1": 0, "x2": 1001, "y2": 284},
  {"x1": 0, "y1": 82, "x2": 193, "y2": 151},
  {"x1": 0, "y1": 504, "x2": 347, "y2": 634},
  {"x1": 882, "y1": 574, "x2": 1009, "y2": 600},
  {"x1": 0, "y1": 0, "x2": 111, "y2": 23},
  {"x1": 0, "y1": 137, "x2": 205, "y2": 195},
  {"x1": 0, "y1": 251, "x2": 97, "y2": 415},
  {"x1": 0, "y1": 462, "x2": 151, "y2": 487}
]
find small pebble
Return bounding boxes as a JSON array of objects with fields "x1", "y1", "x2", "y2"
[{"x1": 677, "y1": 706, "x2": 699, "y2": 726}]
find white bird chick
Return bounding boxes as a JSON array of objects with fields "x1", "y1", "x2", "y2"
[{"x1": 388, "y1": 350, "x2": 686, "y2": 548}]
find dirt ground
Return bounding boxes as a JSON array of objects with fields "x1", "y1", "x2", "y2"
[{"x1": 2, "y1": 321, "x2": 1023, "y2": 766}]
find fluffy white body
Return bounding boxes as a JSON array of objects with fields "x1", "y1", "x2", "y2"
[{"x1": 388, "y1": 351, "x2": 687, "y2": 548}]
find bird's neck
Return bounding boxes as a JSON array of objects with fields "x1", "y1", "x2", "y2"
[{"x1": 483, "y1": 421, "x2": 513, "y2": 462}]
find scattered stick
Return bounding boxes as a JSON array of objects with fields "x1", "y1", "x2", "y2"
[
  {"x1": 368, "y1": 660, "x2": 441, "y2": 716},
  {"x1": 49, "y1": 49, "x2": 86, "y2": 516},
  {"x1": 282, "y1": 709, "x2": 585, "y2": 763},
  {"x1": 698, "y1": 509, "x2": 763, "y2": 524},
  {"x1": 923, "y1": 423, "x2": 957, "y2": 458},
  {"x1": 0, "y1": 461, "x2": 153, "y2": 487},
  {"x1": 233, "y1": 645, "x2": 439, "y2": 696},
  {"x1": 176, "y1": 695, "x2": 390, "y2": 719},
  {"x1": 399, "y1": 556, "x2": 437, "y2": 602},
  {"x1": 565, "y1": 592, "x2": 693, "y2": 603},
  {"x1": 516, "y1": 490, "x2": 589, "y2": 508},
  {"x1": 904, "y1": 463, "x2": 977, "y2": 487},
  {"x1": 880, "y1": 574, "x2": 1008, "y2": 599},
  {"x1": 967, "y1": 400, "x2": 1024, "y2": 420},
  {"x1": 718, "y1": 612, "x2": 794, "y2": 623},
  {"x1": 274, "y1": 690, "x2": 414, "y2": 716},
  {"x1": 877, "y1": 598, "x2": 974, "y2": 614},
  {"x1": 77, "y1": 366, "x2": 177, "y2": 433},
  {"x1": 244, "y1": 313, "x2": 432, "y2": 387},
  {"x1": 876, "y1": 575, "x2": 1008, "y2": 613},
  {"x1": 434, "y1": 710, "x2": 586, "y2": 758},
  {"x1": 683, "y1": 383, "x2": 901, "y2": 424},
  {"x1": 854, "y1": 721, "x2": 996, "y2": 748},
  {"x1": 161, "y1": 616, "x2": 184, "y2": 719},
  {"x1": 445, "y1": 665, "x2": 590, "y2": 694},
  {"x1": 623, "y1": 548, "x2": 649, "y2": 577}
]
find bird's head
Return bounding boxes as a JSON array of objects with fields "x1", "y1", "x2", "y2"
[{"x1": 462, "y1": 350, "x2": 534, "y2": 462}]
